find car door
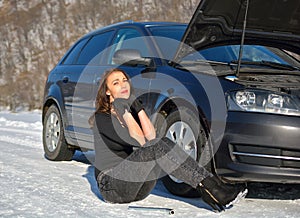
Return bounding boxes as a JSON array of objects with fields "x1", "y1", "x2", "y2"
[{"x1": 62, "y1": 30, "x2": 116, "y2": 148}]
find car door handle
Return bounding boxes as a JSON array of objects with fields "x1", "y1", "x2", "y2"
[
  {"x1": 94, "y1": 77, "x2": 101, "y2": 85},
  {"x1": 62, "y1": 76, "x2": 69, "y2": 83}
]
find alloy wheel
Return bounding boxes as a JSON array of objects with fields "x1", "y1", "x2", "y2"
[{"x1": 45, "y1": 112, "x2": 61, "y2": 152}]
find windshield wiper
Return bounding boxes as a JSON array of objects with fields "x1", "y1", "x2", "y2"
[
  {"x1": 231, "y1": 60, "x2": 300, "y2": 71},
  {"x1": 178, "y1": 59, "x2": 229, "y2": 66}
]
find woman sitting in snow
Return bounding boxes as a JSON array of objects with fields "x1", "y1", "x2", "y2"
[{"x1": 89, "y1": 68, "x2": 247, "y2": 212}]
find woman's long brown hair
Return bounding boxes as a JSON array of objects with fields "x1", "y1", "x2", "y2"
[{"x1": 89, "y1": 68, "x2": 132, "y2": 127}]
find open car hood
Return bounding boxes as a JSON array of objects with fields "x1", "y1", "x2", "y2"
[{"x1": 173, "y1": 0, "x2": 300, "y2": 63}]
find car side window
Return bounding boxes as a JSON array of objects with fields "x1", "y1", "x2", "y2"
[
  {"x1": 62, "y1": 37, "x2": 89, "y2": 65},
  {"x1": 107, "y1": 28, "x2": 150, "y2": 64},
  {"x1": 76, "y1": 30, "x2": 114, "y2": 65}
]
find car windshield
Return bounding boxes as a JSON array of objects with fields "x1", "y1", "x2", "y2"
[
  {"x1": 148, "y1": 25, "x2": 186, "y2": 60},
  {"x1": 180, "y1": 45, "x2": 300, "y2": 70}
]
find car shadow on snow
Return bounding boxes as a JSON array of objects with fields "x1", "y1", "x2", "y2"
[
  {"x1": 72, "y1": 151, "x2": 104, "y2": 201},
  {"x1": 246, "y1": 182, "x2": 300, "y2": 200},
  {"x1": 150, "y1": 180, "x2": 213, "y2": 210},
  {"x1": 72, "y1": 151, "x2": 300, "y2": 208}
]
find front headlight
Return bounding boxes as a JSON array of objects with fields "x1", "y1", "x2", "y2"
[{"x1": 227, "y1": 89, "x2": 300, "y2": 116}]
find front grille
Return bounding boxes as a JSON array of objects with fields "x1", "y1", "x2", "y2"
[{"x1": 230, "y1": 144, "x2": 300, "y2": 168}]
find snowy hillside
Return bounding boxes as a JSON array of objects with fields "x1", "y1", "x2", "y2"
[
  {"x1": 0, "y1": 0, "x2": 200, "y2": 110},
  {"x1": 0, "y1": 110, "x2": 300, "y2": 217}
]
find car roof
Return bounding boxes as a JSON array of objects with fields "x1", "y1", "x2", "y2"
[{"x1": 82, "y1": 20, "x2": 187, "y2": 38}]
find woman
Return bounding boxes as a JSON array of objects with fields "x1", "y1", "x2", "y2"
[{"x1": 90, "y1": 68, "x2": 247, "y2": 212}]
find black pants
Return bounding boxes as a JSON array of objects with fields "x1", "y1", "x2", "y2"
[{"x1": 96, "y1": 137, "x2": 212, "y2": 203}]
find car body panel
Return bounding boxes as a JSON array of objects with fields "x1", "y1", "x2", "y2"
[{"x1": 217, "y1": 111, "x2": 300, "y2": 183}]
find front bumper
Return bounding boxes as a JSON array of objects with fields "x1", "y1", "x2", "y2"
[{"x1": 215, "y1": 111, "x2": 300, "y2": 183}]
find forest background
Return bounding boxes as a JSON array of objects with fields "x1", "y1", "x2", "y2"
[{"x1": 0, "y1": 0, "x2": 200, "y2": 111}]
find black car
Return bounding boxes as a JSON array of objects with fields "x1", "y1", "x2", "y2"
[{"x1": 43, "y1": 0, "x2": 300, "y2": 197}]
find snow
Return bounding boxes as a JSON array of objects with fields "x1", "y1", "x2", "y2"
[{"x1": 0, "y1": 110, "x2": 300, "y2": 217}]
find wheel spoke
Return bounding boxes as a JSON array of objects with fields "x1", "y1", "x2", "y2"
[
  {"x1": 51, "y1": 136, "x2": 56, "y2": 149},
  {"x1": 53, "y1": 124, "x2": 60, "y2": 135},
  {"x1": 182, "y1": 129, "x2": 196, "y2": 154},
  {"x1": 179, "y1": 123, "x2": 186, "y2": 141},
  {"x1": 166, "y1": 128, "x2": 176, "y2": 142},
  {"x1": 50, "y1": 113, "x2": 55, "y2": 125},
  {"x1": 51, "y1": 137, "x2": 58, "y2": 148},
  {"x1": 45, "y1": 134, "x2": 51, "y2": 148}
]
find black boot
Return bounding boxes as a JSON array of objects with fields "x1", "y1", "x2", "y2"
[{"x1": 198, "y1": 175, "x2": 248, "y2": 212}]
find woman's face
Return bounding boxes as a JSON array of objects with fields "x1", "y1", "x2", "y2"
[{"x1": 106, "y1": 71, "x2": 131, "y2": 102}]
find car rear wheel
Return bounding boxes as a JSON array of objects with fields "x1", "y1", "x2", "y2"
[
  {"x1": 43, "y1": 105, "x2": 75, "y2": 161},
  {"x1": 160, "y1": 107, "x2": 208, "y2": 197}
]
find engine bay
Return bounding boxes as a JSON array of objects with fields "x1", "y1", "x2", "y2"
[{"x1": 235, "y1": 73, "x2": 300, "y2": 96}]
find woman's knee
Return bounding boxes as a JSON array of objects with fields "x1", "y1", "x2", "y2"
[
  {"x1": 97, "y1": 173, "x2": 145, "y2": 204},
  {"x1": 135, "y1": 180, "x2": 156, "y2": 201}
]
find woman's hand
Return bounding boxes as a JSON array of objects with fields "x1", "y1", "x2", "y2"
[
  {"x1": 112, "y1": 96, "x2": 155, "y2": 145},
  {"x1": 128, "y1": 95, "x2": 144, "y2": 114},
  {"x1": 112, "y1": 98, "x2": 131, "y2": 116},
  {"x1": 112, "y1": 97, "x2": 146, "y2": 146},
  {"x1": 113, "y1": 95, "x2": 144, "y2": 116}
]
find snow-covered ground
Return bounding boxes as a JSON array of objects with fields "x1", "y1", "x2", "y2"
[{"x1": 0, "y1": 110, "x2": 300, "y2": 217}]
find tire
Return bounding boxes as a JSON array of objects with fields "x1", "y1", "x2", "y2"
[
  {"x1": 43, "y1": 105, "x2": 75, "y2": 161},
  {"x1": 159, "y1": 107, "x2": 208, "y2": 197}
]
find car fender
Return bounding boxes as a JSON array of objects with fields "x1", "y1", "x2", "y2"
[
  {"x1": 148, "y1": 69, "x2": 227, "y2": 147},
  {"x1": 151, "y1": 93, "x2": 210, "y2": 132},
  {"x1": 42, "y1": 83, "x2": 69, "y2": 135}
]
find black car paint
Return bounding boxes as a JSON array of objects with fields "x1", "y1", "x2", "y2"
[{"x1": 219, "y1": 111, "x2": 300, "y2": 183}]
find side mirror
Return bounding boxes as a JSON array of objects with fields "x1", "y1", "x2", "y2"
[{"x1": 112, "y1": 49, "x2": 152, "y2": 67}]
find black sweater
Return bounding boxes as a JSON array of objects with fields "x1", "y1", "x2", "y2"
[{"x1": 93, "y1": 112, "x2": 140, "y2": 178}]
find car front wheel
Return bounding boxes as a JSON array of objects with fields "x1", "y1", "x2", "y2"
[
  {"x1": 160, "y1": 107, "x2": 209, "y2": 197},
  {"x1": 43, "y1": 105, "x2": 74, "y2": 161}
]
